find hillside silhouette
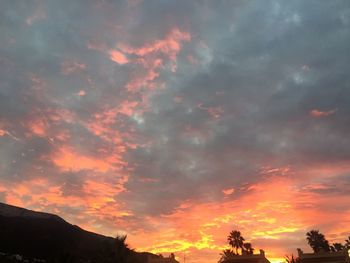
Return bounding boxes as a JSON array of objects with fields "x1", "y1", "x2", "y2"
[{"x1": 0, "y1": 202, "x2": 159, "y2": 263}]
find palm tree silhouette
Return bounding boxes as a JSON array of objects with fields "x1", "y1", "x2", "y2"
[
  {"x1": 331, "y1": 243, "x2": 344, "y2": 252},
  {"x1": 306, "y1": 230, "x2": 330, "y2": 253},
  {"x1": 228, "y1": 230, "x2": 245, "y2": 255},
  {"x1": 345, "y1": 236, "x2": 350, "y2": 249},
  {"x1": 243, "y1": 242, "x2": 254, "y2": 255}
]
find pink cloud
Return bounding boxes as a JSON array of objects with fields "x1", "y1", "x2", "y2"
[
  {"x1": 119, "y1": 28, "x2": 191, "y2": 58},
  {"x1": 310, "y1": 108, "x2": 337, "y2": 117},
  {"x1": 61, "y1": 60, "x2": 87, "y2": 75},
  {"x1": 222, "y1": 188, "x2": 235, "y2": 195},
  {"x1": 52, "y1": 146, "x2": 112, "y2": 172},
  {"x1": 119, "y1": 28, "x2": 190, "y2": 72},
  {"x1": 125, "y1": 59, "x2": 162, "y2": 92},
  {"x1": 0, "y1": 129, "x2": 7, "y2": 136},
  {"x1": 109, "y1": 49, "x2": 129, "y2": 64},
  {"x1": 24, "y1": 108, "x2": 76, "y2": 139},
  {"x1": 26, "y1": 116, "x2": 48, "y2": 137},
  {"x1": 76, "y1": 90, "x2": 86, "y2": 97}
]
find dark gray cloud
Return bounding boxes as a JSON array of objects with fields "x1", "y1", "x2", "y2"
[
  {"x1": 119, "y1": 0, "x2": 350, "y2": 216},
  {"x1": 0, "y1": 0, "x2": 350, "y2": 259}
]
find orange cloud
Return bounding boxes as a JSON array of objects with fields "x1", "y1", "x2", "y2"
[
  {"x1": 310, "y1": 108, "x2": 337, "y2": 117},
  {"x1": 84, "y1": 100, "x2": 140, "y2": 152},
  {"x1": 49, "y1": 108, "x2": 75, "y2": 124},
  {"x1": 222, "y1": 188, "x2": 235, "y2": 196},
  {"x1": 94, "y1": 100, "x2": 139, "y2": 124},
  {"x1": 1, "y1": 175, "x2": 130, "y2": 236},
  {"x1": 0, "y1": 129, "x2": 7, "y2": 136},
  {"x1": 126, "y1": 177, "x2": 303, "y2": 263},
  {"x1": 125, "y1": 60, "x2": 162, "y2": 92},
  {"x1": 125, "y1": 166, "x2": 350, "y2": 263},
  {"x1": 119, "y1": 28, "x2": 190, "y2": 72},
  {"x1": 0, "y1": 125, "x2": 19, "y2": 141},
  {"x1": 109, "y1": 49, "x2": 129, "y2": 64},
  {"x1": 260, "y1": 165, "x2": 291, "y2": 176},
  {"x1": 119, "y1": 28, "x2": 191, "y2": 58},
  {"x1": 52, "y1": 146, "x2": 112, "y2": 172},
  {"x1": 27, "y1": 116, "x2": 48, "y2": 137},
  {"x1": 2, "y1": 162, "x2": 350, "y2": 263},
  {"x1": 24, "y1": 108, "x2": 75, "y2": 140},
  {"x1": 76, "y1": 90, "x2": 86, "y2": 96}
]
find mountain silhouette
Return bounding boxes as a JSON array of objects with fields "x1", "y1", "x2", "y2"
[{"x1": 0, "y1": 202, "x2": 155, "y2": 262}]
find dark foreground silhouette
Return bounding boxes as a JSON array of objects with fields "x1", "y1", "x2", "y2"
[
  {"x1": 0, "y1": 202, "x2": 163, "y2": 263},
  {"x1": 218, "y1": 228, "x2": 350, "y2": 263}
]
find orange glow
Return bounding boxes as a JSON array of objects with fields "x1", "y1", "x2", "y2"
[
  {"x1": 2, "y1": 155, "x2": 350, "y2": 262},
  {"x1": 52, "y1": 146, "x2": 112, "y2": 172},
  {"x1": 0, "y1": 129, "x2": 6, "y2": 136},
  {"x1": 27, "y1": 118, "x2": 48, "y2": 137},
  {"x1": 109, "y1": 49, "x2": 129, "y2": 64},
  {"x1": 222, "y1": 188, "x2": 235, "y2": 196},
  {"x1": 1, "y1": 6, "x2": 348, "y2": 263},
  {"x1": 121, "y1": 171, "x2": 350, "y2": 262},
  {"x1": 1, "y1": 176, "x2": 130, "y2": 235},
  {"x1": 124, "y1": 177, "x2": 303, "y2": 262}
]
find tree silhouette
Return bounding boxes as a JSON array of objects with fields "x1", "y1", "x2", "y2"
[
  {"x1": 242, "y1": 242, "x2": 254, "y2": 255},
  {"x1": 330, "y1": 243, "x2": 344, "y2": 252},
  {"x1": 220, "y1": 230, "x2": 256, "y2": 262},
  {"x1": 228, "y1": 230, "x2": 245, "y2": 255},
  {"x1": 306, "y1": 230, "x2": 330, "y2": 253},
  {"x1": 218, "y1": 249, "x2": 236, "y2": 263},
  {"x1": 114, "y1": 235, "x2": 133, "y2": 263},
  {"x1": 345, "y1": 236, "x2": 350, "y2": 249},
  {"x1": 97, "y1": 235, "x2": 134, "y2": 263},
  {"x1": 285, "y1": 254, "x2": 300, "y2": 263}
]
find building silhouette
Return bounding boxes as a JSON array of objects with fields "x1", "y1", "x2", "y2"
[
  {"x1": 221, "y1": 249, "x2": 271, "y2": 263},
  {"x1": 297, "y1": 248, "x2": 350, "y2": 263},
  {"x1": 147, "y1": 253, "x2": 179, "y2": 263}
]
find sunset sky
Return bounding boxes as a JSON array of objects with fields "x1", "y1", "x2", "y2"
[{"x1": 1, "y1": 0, "x2": 350, "y2": 262}]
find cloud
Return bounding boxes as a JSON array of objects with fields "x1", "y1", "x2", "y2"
[
  {"x1": 61, "y1": 59, "x2": 87, "y2": 75},
  {"x1": 108, "y1": 49, "x2": 129, "y2": 65},
  {"x1": 51, "y1": 146, "x2": 112, "y2": 173},
  {"x1": 222, "y1": 188, "x2": 235, "y2": 196},
  {"x1": 1, "y1": 0, "x2": 350, "y2": 262},
  {"x1": 310, "y1": 108, "x2": 337, "y2": 118}
]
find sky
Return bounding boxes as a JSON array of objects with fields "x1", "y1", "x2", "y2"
[{"x1": 1, "y1": 0, "x2": 350, "y2": 262}]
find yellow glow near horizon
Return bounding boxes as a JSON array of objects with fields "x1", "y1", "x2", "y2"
[{"x1": 270, "y1": 258, "x2": 285, "y2": 263}]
